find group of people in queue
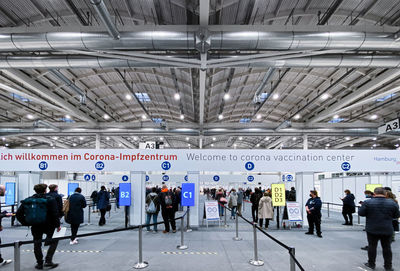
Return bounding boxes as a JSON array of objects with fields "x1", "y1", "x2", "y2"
[{"x1": 144, "y1": 185, "x2": 182, "y2": 233}]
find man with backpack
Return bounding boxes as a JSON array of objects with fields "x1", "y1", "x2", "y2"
[
  {"x1": 159, "y1": 185, "x2": 176, "y2": 233},
  {"x1": 16, "y1": 184, "x2": 61, "y2": 270},
  {"x1": 145, "y1": 187, "x2": 160, "y2": 233}
]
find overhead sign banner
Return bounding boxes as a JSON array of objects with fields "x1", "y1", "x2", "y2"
[
  {"x1": 378, "y1": 118, "x2": 400, "y2": 134},
  {"x1": 119, "y1": 183, "x2": 131, "y2": 206},
  {"x1": 205, "y1": 201, "x2": 219, "y2": 220},
  {"x1": 68, "y1": 183, "x2": 79, "y2": 196},
  {"x1": 365, "y1": 184, "x2": 383, "y2": 192},
  {"x1": 0, "y1": 149, "x2": 400, "y2": 172},
  {"x1": 139, "y1": 141, "x2": 156, "y2": 149},
  {"x1": 287, "y1": 202, "x2": 302, "y2": 222},
  {"x1": 5, "y1": 182, "x2": 15, "y2": 206},
  {"x1": 272, "y1": 183, "x2": 286, "y2": 206},
  {"x1": 181, "y1": 183, "x2": 195, "y2": 206}
]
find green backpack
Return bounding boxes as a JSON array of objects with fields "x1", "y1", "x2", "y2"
[{"x1": 17, "y1": 197, "x2": 48, "y2": 226}]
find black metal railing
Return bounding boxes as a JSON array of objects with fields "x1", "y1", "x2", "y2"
[{"x1": 322, "y1": 202, "x2": 362, "y2": 225}]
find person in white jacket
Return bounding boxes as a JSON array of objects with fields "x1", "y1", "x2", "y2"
[
  {"x1": 228, "y1": 189, "x2": 239, "y2": 219},
  {"x1": 258, "y1": 192, "x2": 274, "y2": 229}
]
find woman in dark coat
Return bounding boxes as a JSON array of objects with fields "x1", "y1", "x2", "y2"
[
  {"x1": 97, "y1": 186, "x2": 110, "y2": 226},
  {"x1": 66, "y1": 187, "x2": 87, "y2": 244},
  {"x1": 341, "y1": 189, "x2": 356, "y2": 225}
]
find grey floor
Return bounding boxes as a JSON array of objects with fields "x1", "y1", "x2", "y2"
[{"x1": 0, "y1": 198, "x2": 398, "y2": 271}]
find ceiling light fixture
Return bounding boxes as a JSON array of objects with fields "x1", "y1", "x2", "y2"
[
  {"x1": 65, "y1": 114, "x2": 71, "y2": 119},
  {"x1": 238, "y1": 137, "x2": 243, "y2": 140},
  {"x1": 186, "y1": 137, "x2": 189, "y2": 141},
  {"x1": 218, "y1": 114, "x2": 224, "y2": 120},
  {"x1": 106, "y1": 137, "x2": 110, "y2": 141},
  {"x1": 256, "y1": 144, "x2": 260, "y2": 147},
  {"x1": 321, "y1": 93, "x2": 330, "y2": 100},
  {"x1": 370, "y1": 114, "x2": 378, "y2": 120},
  {"x1": 26, "y1": 114, "x2": 34, "y2": 120},
  {"x1": 345, "y1": 136, "x2": 351, "y2": 140},
  {"x1": 27, "y1": 137, "x2": 32, "y2": 140},
  {"x1": 212, "y1": 137, "x2": 216, "y2": 141},
  {"x1": 160, "y1": 137, "x2": 164, "y2": 141},
  {"x1": 223, "y1": 93, "x2": 230, "y2": 101},
  {"x1": 256, "y1": 114, "x2": 262, "y2": 119},
  {"x1": 264, "y1": 137, "x2": 270, "y2": 141},
  {"x1": 180, "y1": 114, "x2": 185, "y2": 120},
  {"x1": 272, "y1": 93, "x2": 279, "y2": 100},
  {"x1": 211, "y1": 144, "x2": 214, "y2": 147},
  {"x1": 373, "y1": 137, "x2": 377, "y2": 141},
  {"x1": 141, "y1": 114, "x2": 147, "y2": 120},
  {"x1": 333, "y1": 114, "x2": 339, "y2": 119},
  {"x1": 79, "y1": 137, "x2": 84, "y2": 140},
  {"x1": 294, "y1": 114, "x2": 301, "y2": 120},
  {"x1": 174, "y1": 93, "x2": 181, "y2": 100},
  {"x1": 125, "y1": 94, "x2": 132, "y2": 100},
  {"x1": 73, "y1": 143, "x2": 77, "y2": 147},
  {"x1": 133, "y1": 136, "x2": 138, "y2": 141},
  {"x1": 52, "y1": 136, "x2": 58, "y2": 140},
  {"x1": 103, "y1": 114, "x2": 110, "y2": 120},
  {"x1": 350, "y1": 144, "x2": 354, "y2": 147},
  {"x1": 292, "y1": 137, "x2": 297, "y2": 141}
]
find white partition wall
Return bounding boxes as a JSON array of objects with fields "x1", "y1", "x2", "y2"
[
  {"x1": 130, "y1": 171, "x2": 146, "y2": 226},
  {"x1": 296, "y1": 172, "x2": 314, "y2": 227},
  {"x1": 17, "y1": 173, "x2": 40, "y2": 203}
]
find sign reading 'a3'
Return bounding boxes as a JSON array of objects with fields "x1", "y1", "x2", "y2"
[{"x1": 378, "y1": 118, "x2": 400, "y2": 134}]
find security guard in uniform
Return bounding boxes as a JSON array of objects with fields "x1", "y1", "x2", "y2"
[{"x1": 305, "y1": 190, "x2": 322, "y2": 238}]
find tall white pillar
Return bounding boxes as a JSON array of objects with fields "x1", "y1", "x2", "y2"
[
  {"x1": 303, "y1": 135, "x2": 308, "y2": 150},
  {"x1": 130, "y1": 171, "x2": 146, "y2": 226},
  {"x1": 187, "y1": 171, "x2": 200, "y2": 228},
  {"x1": 17, "y1": 173, "x2": 41, "y2": 202},
  {"x1": 295, "y1": 172, "x2": 314, "y2": 226},
  {"x1": 95, "y1": 134, "x2": 100, "y2": 150}
]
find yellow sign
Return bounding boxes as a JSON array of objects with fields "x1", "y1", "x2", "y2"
[
  {"x1": 365, "y1": 184, "x2": 382, "y2": 193},
  {"x1": 272, "y1": 183, "x2": 286, "y2": 206}
]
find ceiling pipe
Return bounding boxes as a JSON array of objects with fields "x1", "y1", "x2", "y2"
[
  {"x1": 2, "y1": 55, "x2": 400, "y2": 69},
  {"x1": 0, "y1": 31, "x2": 399, "y2": 52},
  {"x1": 90, "y1": 0, "x2": 120, "y2": 40},
  {"x1": 49, "y1": 69, "x2": 86, "y2": 104}
]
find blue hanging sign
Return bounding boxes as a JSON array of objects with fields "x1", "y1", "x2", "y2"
[{"x1": 119, "y1": 183, "x2": 131, "y2": 206}]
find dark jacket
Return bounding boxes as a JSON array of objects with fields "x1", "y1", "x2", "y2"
[
  {"x1": 250, "y1": 192, "x2": 262, "y2": 207},
  {"x1": 342, "y1": 193, "x2": 356, "y2": 213},
  {"x1": 97, "y1": 190, "x2": 110, "y2": 210},
  {"x1": 358, "y1": 197, "x2": 400, "y2": 235},
  {"x1": 159, "y1": 190, "x2": 176, "y2": 210},
  {"x1": 66, "y1": 192, "x2": 87, "y2": 225},
  {"x1": 145, "y1": 192, "x2": 161, "y2": 214},
  {"x1": 19, "y1": 193, "x2": 60, "y2": 228},
  {"x1": 306, "y1": 197, "x2": 322, "y2": 215},
  {"x1": 47, "y1": 191, "x2": 64, "y2": 218},
  {"x1": 90, "y1": 191, "x2": 98, "y2": 203}
]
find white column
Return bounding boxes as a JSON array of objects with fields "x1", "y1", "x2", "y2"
[
  {"x1": 187, "y1": 171, "x2": 200, "y2": 228},
  {"x1": 295, "y1": 172, "x2": 314, "y2": 226},
  {"x1": 130, "y1": 171, "x2": 146, "y2": 226},
  {"x1": 303, "y1": 135, "x2": 308, "y2": 150},
  {"x1": 17, "y1": 173, "x2": 41, "y2": 202},
  {"x1": 95, "y1": 134, "x2": 100, "y2": 150}
]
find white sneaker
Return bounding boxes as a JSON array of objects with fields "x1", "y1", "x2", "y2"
[
  {"x1": 0, "y1": 259, "x2": 12, "y2": 265},
  {"x1": 69, "y1": 239, "x2": 78, "y2": 245}
]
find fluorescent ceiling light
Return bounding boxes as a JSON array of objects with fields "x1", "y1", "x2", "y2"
[
  {"x1": 370, "y1": 114, "x2": 378, "y2": 120},
  {"x1": 321, "y1": 93, "x2": 330, "y2": 100},
  {"x1": 26, "y1": 114, "x2": 34, "y2": 120}
]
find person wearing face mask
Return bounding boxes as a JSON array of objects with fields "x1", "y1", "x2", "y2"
[
  {"x1": 341, "y1": 189, "x2": 356, "y2": 226},
  {"x1": 361, "y1": 190, "x2": 374, "y2": 251},
  {"x1": 305, "y1": 190, "x2": 322, "y2": 238}
]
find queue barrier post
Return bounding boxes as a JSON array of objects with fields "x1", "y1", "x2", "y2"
[
  {"x1": 327, "y1": 203, "x2": 330, "y2": 218},
  {"x1": 290, "y1": 247, "x2": 296, "y2": 271},
  {"x1": 133, "y1": 225, "x2": 148, "y2": 269},
  {"x1": 186, "y1": 207, "x2": 192, "y2": 232},
  {"x1": 11, "y1": 205, "x2": 15, "y2": 226},
  {"x1": 357, "y1": 207, "x2": 360, "y2": 224},
  {"x1": 14, "y1": 241, "x2": 20, "y2": 271},
  {"x1": 87, "y1": 205, "x2": 91, "y2": 224},
  {"x1": 233, "y1": 212, "x2": 242, "y2": 241},
  {"x1": 249, "y1": 223, "x2": 264, "y2": 266},
  {"x1": 177, "y1": 216, "x2": 188, "y2": 250},
  {"x1": 224, "y1": 207, "x2": 229, "y2": 228}
]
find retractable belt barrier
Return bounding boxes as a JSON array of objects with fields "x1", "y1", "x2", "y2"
[
  {"x1": 322, "y1": 202, "x2": 362, "y2": 225},
  {"x1": 0, "y1": 210, "x2": 188, "y2": 271},
  {"x1": 218, "y1": 202, "x2": 305, "y2": 271}
]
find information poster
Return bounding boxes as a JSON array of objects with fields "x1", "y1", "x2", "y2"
[
  {"x1": 67, "y1": 183, "x2": 79, "y2": 196},
  {"x1": 5, "y1": 182, "x2": 15, "y2": 206},
  {"x1": 366, "y1": 184, "x2": 382, "y2": 192},
  {"x1": 119, "y1": 183, "x2": 131, "y2": 206},
  {"x1": 287, "y1": 202, "x2": 302, "y2": 222},
  {"x1": 272, "y1": 183, "x2": 286, "y2": 206},
  {"x1": 205, "y1": 201, "x2": 219, "y2": 220}
]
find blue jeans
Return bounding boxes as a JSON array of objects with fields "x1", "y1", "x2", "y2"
[
  {"x1": 218, "y1": 204, "x2": 224, "y2": 217},
  {"x1": 231, "y1": 206, "x2": 237, "y2": 218},
  {"x1": 146, "y1": 213, "x2": 158, "y2": 231}
]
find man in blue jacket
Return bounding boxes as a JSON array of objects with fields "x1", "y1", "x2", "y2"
[
  {"x1": 359, "y1": 187, "x2": 400, "y2": 271},
  {"x1": 305, "y1": 190, "x2": 322, "y2": 238}
]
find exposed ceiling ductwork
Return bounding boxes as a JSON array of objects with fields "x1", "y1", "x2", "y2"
[
  {"x1": 1, "y1": 55, "x2": 400, "y2": 69},
  {"x1": 0, "y1": 30, "x2": 399, "y2": 52}
]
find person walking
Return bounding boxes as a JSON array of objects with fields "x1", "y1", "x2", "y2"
[
  {"x1": 47, "y1": 185, "x2": 63, "y2": 219},
  {"x1": 159, "y1": 185, "x2": 176, "y2": 233},
  {"x1": 115, "y1": 186, "x2": 120, "y2": 209},
  {"x1": 65, "y1": 187, "x2": 87, "y2": 245},
  {"x1": 228, "y1": 189, "x2": 238, "y2": 219},
  {"x1": 0, "y1": 185, "x2": 12, "y2": 266},
  {"x1": 258, "y1": 192, "x2": 274, "y2": 229},
  {"x1": 305, "y1": 190, "x2": 322, "y2": 238},
  {"x1": 145, "y1": 187, "x2": 160, "y2": 233},
  {"x1": 250, "y1": 188, "x2": 262, "y2": 222},
  {"x1": 237, "y1": 188, "x2": 244, "y2": 216},
  {"x1": 16, "y1": 184, "x2": 60, "y2": 270},
  {"x1": 97, "y1": 186, "x2": 110, "y2": 226},
  {"x1": 359, "y1": 187, "x2": 399, "y2": 271},
  {"x1": 216, "y1": 188, "x2": 227, "y2": 217},
  {"x1": 90, "y1": 190, "x2": 99, "y2": 213},
  {"x1": 341, "y1": 189, "x2": 356, "y2": 225},
  {"x1": 385, "y1": 191, "x2": 399, "y2": 242}
]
